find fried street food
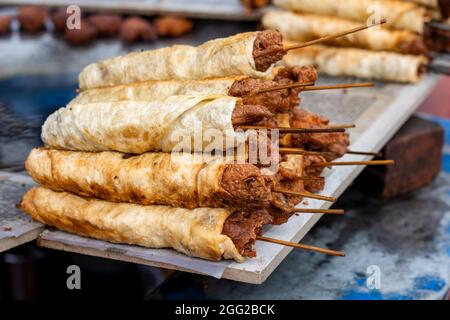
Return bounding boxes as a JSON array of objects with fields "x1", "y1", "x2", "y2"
[
  {"x1": 72, "y1": 66, "x2": 317, "y2": 114},
  {"x1": 154, "y1": 16, "x2": 193, "y2": 37},
  {"x1": 273, "y1": 0, "x2": 428, "y2": 33},
  {"x1": 119, "y1": 16, "x2": 157, "y2": 44},
  {"x1": 64, "y1": 20, "x2": 98, "y2": 46},
  {"x1": 283, "y1": 44, "x2": 428, "y2": 83},
  {"x1": 18, "y1": 6, "x2": 48, "y2": 33},
  {"x1": 50, "y1": 8, "x2": 69, "y2": 33},
  {"x1": 263, "y1": 10, "x2": 427, "y2": 55},
  {"x1": 21, "y1": 187, "x2": 274, "y2": 261},
  {"x1": 41, "y1": 95, "x2": 272, "y2": 153},
  {"x1": 290, "y1": 108, "x2": 350, "y2": 160},
  {"x1": 25, "y1": 148, "x2": 274, "y2": 210},
  {"x1": 88, "y1": 14, "x2": 123, "y2": 37},
  {"x1": 78, "y1": 30, "x2": 286, "y2": 89}
]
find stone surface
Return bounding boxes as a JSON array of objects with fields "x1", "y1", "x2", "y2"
[{"x1": 0, "y1": 177, "x2": 41, "y2": 241}]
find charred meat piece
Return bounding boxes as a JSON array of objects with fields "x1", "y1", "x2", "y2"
[
  {"x1": 222, "y1": 209, "x2": 273, "y2": 257},
  {"x1": 51, "y1": 8, "x2": 70, "y2": 33},
  {"x1": 120, "y1": 17, "x2": 157, "y2": 44},
  {"x1": 253, "y1": 30, "x2": 286, "y2": 72},
  {"x1": 231, "y1": 104, "x2": 273, "y2": 127},
  {"x1": 229, "y1": 77, "x2": 301, "y2": 114},
  {"x1": 274, "y1": 65, "x2": 318, "y2": 84},
  {"x1": 302, "y1": 155, "x2": 327, "y2": 193},
  {"x1": 88, "y1": 14, "x2": 123, "y2": 37},
  {"x1": 229, "y1": 66, "x2": 317, "y2": 113},
  {"x1": 0, "y1": 16, "x2": 13, "y2": 35},
  {"x1": 219, "y1": 164, "x2": 272, "y2": 209},
  {"x1": 154, "y1": 16, "x2": 193, "y2": 37},
  {"x1": 64, "y1": 20, "x2": 98, "y2": 46},
  {"x1": 290, "y1": 108, "x2": 350, "y2": 161}
]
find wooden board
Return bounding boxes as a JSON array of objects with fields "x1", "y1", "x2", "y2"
[
  {"x1": 0, "y1": 171, "x2": 43, "y2": 252},
  {"x1": 36, "y1": 74, "x2": 442, "y2": 284},
  {"x1": 0, "y1": 0, "x2": 263, "y2": 21}
]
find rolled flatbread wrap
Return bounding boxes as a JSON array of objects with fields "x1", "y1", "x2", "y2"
[
  {"x1": 273, "y1": 0, "x2": 428, "y2": 33},
  {"x1": 282, "y1": 45, "x2": 428, "y2": 83},
  {"x1": 70, "y1": 66, "x2": 318, "y2": 114},
  {"x1": 72, "y1": 77, "x2": 240, "y2": 105},
  {"x1": 78, "y1": 30, "x2": 285, "y2": 90},
  {"x1": 21, "y1": 187, "x2": 245, "y2": 262},
  {"x1": 25, "y1": 148, "x2": 272, "y2": 209},
  {"x1": 263, "y1": 10, "x2": 426, "y2": 54},
  {"x1": 41, "y1": 95, "x2": 257, "y2": 153}
]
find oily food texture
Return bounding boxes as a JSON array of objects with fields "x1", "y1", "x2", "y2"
[
  {"x1": 222, "y1": 209, "x2": 273, "y2": 257},
  {"x1": 283, "y1": 45, "x2": 428, "y2": 83},
  {"x1": 41, "y1": 95, "x2": 245, "y2": 154},
  {"x1": 230, "y1": 66, "x2": 317, "y2": 113},
  {"x1": 26, "y1": 148, "x2": 204, "y2": 208},
  {"x1": 290, "y1": 108, "x2": 350, "y2": 161},
  {"x1": 21, "y1": 187, "x2": 244, "y2": 262},
  {"x1": 78, "y1": 31, "x2": 279, "y2": 90},
  {"x1": 217, "y1": 162, "x2": 272, "y2": 208},
  {"x1": 231, "y1": 104, "x2": 273, "y2": 127},
  {"x1": 72, "y1": 66, "x2": 317, "y2": 114},
  {"x1": 252, "y1": 29, "x2": 286, "y2": 72},
  {"x1": 263, "y1": 10, "x2": 426, "y2": 55},
  {"x1": 273, "y1": 0, "x2": 427, "y2": 33},
  {"x1": 270, "y1": 155, "x2": 306, "y2": 218},
  {"x1": 25, "y1": 148, "x2": 271, "y2": 209},
  {"x1": 302, "y1": 155, "x2": 327, "y2": 193}
]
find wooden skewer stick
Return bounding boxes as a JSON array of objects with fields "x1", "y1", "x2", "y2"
[
  {"x1": 293, "y1": 208, "x2": 344, "y2": 215},
  {"x1": 328, "y1": 124, "x2": 356, "y2": 129},
  {"x1": 346, "y1": 150, "x2": 382, "y2": 157},
  {"x1": 296, "y1": 176, "x2": 324, "y2": 181},
  {"x1": 281, "y1": 148, "x2": 381, "y2": 157},
  {"x1": 239, "y1": 126, "x2": 346, "y2": 133},
  {"x1": 302, "y1": 82, "x2": 375, "y2": 91},
  {"x1": 273, "y1": 188, "x2": 336, "y2": 202},
  {"x1": 311, "y1": 160, "x2": 394, "y2": 167},
  {"x1": 279, "y1": 148, "x2": 330, "y2": 156},
  {"x1": 257, "y1": 82, "x2": 374, "y2": 94},
  {"x1": 256, "y1": 81, "x2": 315, "y2": 94},
  {"x1": 284, "y1": 18, "x2": 387, "y2": 51},
  {"x1": 257, "y1": 236, "x2": 346, "y2": 257}
]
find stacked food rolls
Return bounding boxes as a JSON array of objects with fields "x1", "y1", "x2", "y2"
[
  {"x1": 263, "y1": 0, "x2": 445, "y2": 82},
  {"x1": 21, "y1": 31, "x2": 349, "y2": 261}
]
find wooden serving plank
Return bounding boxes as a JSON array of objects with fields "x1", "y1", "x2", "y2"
[
  {"x1": 36, "y1": 74, "x2": 442, "y2": 284},
  {"x1": 0, "y1": 0, "x2": 263, "y2": 21},
  {"x1": 0, "y1": 171, "x2": 43, "y2": 252}
]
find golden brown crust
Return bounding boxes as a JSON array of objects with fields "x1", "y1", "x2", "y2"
[
  {"x1": 78, "y1": 32, "x2": 274, "y2": 90},
  {"x1": 263, "y1": 11, "x2": 427, "y2": 55},
  {"x1": 283, "y1": 44, "x2": 428, "y2": 83},
  {"x1": 21, "y1": 187, "x2": 244, "y2": 262},
  {"x1": 72, "y1": 77, "x2": 241, "y2": 103},
  {"x1": 273, "y1": 0, "x2": 428, "y2": 33},
  {"x1": 42, "y1": 95, "x2": 245, "y2": 153},
  {"x1": 25, "y1": 148, "x2": 271, "y2": 209}
]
